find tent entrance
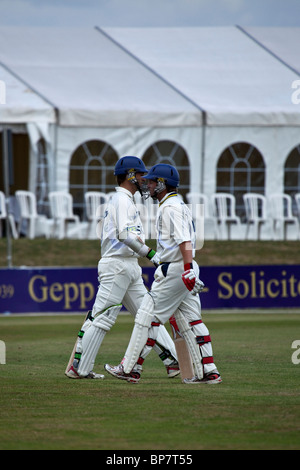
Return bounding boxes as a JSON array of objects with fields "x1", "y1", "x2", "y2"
[{"x1": 0, "y1": 132, "x2": 30, "y2": 193}]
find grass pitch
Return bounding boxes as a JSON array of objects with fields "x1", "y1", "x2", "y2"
[
  {"x1": 0, "y1": 312, "x2": 299, "y2": 450},
  {"x1": 1, "y1": 239, "x2": 300, "y2": 268},
  {"x1": 1, "y1": 239, "x2": 299, "y2": 450}
]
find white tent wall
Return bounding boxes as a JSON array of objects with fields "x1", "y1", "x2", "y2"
[
  {"x1": 26, "y1": 122, "x2": 54, "y2": 192},
  {"x1": 131, "y1": 126, "x2": 203, "y2": 196},
  {"x1": 55, "y1": 126, "x2": 133, "y2": 192},
  {"x1": 202, "y1": 125, "x2": 300, "y2": 239},
  {"x1": 203, "y1": 126, "x2": 300, "y2": 197},
  {"x1": 1, "y1": 26, "x2": 300, "y2": 240},
  {"x1": 0, "y1": 58, "x2": 55, "y2": 205},
  {"x1": 55, "y1": 125, "x2": 202, "y2": 192}
]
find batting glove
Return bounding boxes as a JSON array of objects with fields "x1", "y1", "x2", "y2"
[
  {"x1": 191, "y1": 278, "x2": 205, "y2": 295},
  {"x1": 182, "y1": 263, "x2": 205, "y2": 295},
  {"x1": 146, "y1": 249, "x2": 160, "y2": 267}
]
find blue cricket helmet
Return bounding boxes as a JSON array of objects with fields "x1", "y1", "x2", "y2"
[
  {"x1": 144, "y1": 164, "x2": 180, "y2": 187},
  {"x1": 114, "y1": 156, "x2": 147, "y2": 175}
]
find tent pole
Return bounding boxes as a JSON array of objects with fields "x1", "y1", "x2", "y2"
[
  {"x1": 200, "y1": 111, "x2": 207, "y2": 194},
  {"x1": 2, "y1": 126, "x2": 13, "y2": 268}
]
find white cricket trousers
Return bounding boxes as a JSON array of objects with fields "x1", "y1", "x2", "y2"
[
  {"x1": 76, "y1": 257, "x2": 178, "y2": 376},
  {"x1": 91, "y1": 256, "x2": 177, "y2": 359},
  {"x1": 139, "y1": 260, "x2": 217, "y2": 375},
  {"x1": 93, "y1": 257, "x2": 146, "y2": 316}
]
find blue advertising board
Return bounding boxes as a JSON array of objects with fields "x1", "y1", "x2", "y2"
[{"x1": 0, "y1": 265, "x2": 300, "y2": 314}]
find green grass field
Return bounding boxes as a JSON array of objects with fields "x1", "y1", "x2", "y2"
[
  {"x1": 0, "y1": 312, "x2": 299, "y2": 450},
  {"x1": 1, "y1": 239, "x2": 300, "y2": 268},
  {"x1": 1, "y1": 239, "x2": 299, "y2": 451}
]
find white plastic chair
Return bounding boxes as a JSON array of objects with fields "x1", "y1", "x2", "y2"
[
  {"x1": 211, "y1": 193, "x2": 242, "y2": 240},
  {"x1": 243, "y1": 193, "x2": 271, "y2": 240},
  {"x1": 0, "y1": 191, "x2": 7, "y2": 238},
  {"x1": 15, "y1": 190, "x2": 51, "y2": 239},
  {"x1": 186, "y1": 192, "x2": 218, "y2": 239},
  {"x1": 268, "y1": 193, "x2": 299, "y2": 240},
  {"x1": 85, "y1": 191, "x2": 108, "y2": 239},
  {"x1": 295, "y1": 193, "x2": 300, "y2": 219},
  {"x1": 49, "y1": 191, "x2": 82, "y2": 239},
  {"x1": 295, "y1": 193, "x2": 300, "y2": 239},
  {"x1": 0, "y1": 192, "x2": 19, "y2": 239}
]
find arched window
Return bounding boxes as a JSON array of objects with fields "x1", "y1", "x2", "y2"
[
  {"x1": 216, "y1": 142, "x2": 265, "y2": 219},
  {"x1": 142, "y1": 140, "x2": 190, "y2": 199},
  {"x1": 285, "y1": 145, "x2": 300, "y2": 196},
  {"x1": 69, "y1": 140, "x2": 118, "y2": 217},
  {"x1": 285, "y1": 145, "x2": 300, "y2": 215}
]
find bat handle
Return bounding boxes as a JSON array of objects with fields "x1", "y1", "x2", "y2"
[{"x1": 169, "y1": 314, "x2": 180, "y2": 339}]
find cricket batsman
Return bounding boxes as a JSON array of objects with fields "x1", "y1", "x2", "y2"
[
  {"x1": 105, "y1": 163, "x2": 222, "y2": 384},
  {"x1": 65, "y1": 156, "x2": 179, "y2": 379}
]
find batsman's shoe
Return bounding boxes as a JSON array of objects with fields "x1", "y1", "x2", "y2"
[
  {"x1": 104, "y1": 363, "x2": 141, "y2": 384},
  {"x1": 65, "y1": 366, "x2": 105, "y2": 380},
  {"x1": 166, "y1": 360, "x2": 180, "y2": 378},
  {"x1": 183, "y1": 372, "x2": 222, "y2": 385}
]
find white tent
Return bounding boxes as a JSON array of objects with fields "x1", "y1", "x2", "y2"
[
  {"x1": 0, "y1": 64, "x2": 55, "y2": 126},
  {"x1": 0, "y1": 26, "x2": 299, "y2": 239},
  {"x1": 0, "y1": 26, "x2": 201, "y2": 128},
  {"x1": 103, "y1": 26, "x2": 300, "y2": 196},
  {"x1": 0, "y1": 26, "x2": 202, "y2": 197},
  {"x1": 242, "y1": 26, "x2": 300, "y2": 75},
  {"x1": 104, "y1": 26, "x2": 300, "y2": 126}
]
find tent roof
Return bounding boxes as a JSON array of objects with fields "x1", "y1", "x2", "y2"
[
  {"x1": 243, "y1": 27, "x2": 300, "y2": 75},
  {"x1": 0, "y1": 63, "x2": 55, "y2": 124},
  {"x1": 0, "y1": 26, "x2": 299, "y2": 127},
  {"x1": 103, "y1": 26, "x2": 300, "y2": 126},
  {"x1": 0, "y1": 26, "x2": 201, "y2": 127}
]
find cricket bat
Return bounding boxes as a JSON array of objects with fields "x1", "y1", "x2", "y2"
[
  {"x1": 169, "y1": 315, "x2": 194, "y2": 382},
  {"x1": 65, "y1": 310, "x2": 91, "y2": 375}
]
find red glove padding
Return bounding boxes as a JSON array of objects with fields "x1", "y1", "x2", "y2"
[
  {"x1": 182, "y1": 263, "x2": 196, "y2": 291},
  {"x1": 182, "y1": 263, "x2": 205, "y2": 295}
]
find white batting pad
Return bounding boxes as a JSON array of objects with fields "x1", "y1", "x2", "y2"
[
  {"x1": 123, "y1": 293, "x2": 154, "y2": 373},
  {"x1": 77, "y1": 304, "x2": 122, "y2": 377}
]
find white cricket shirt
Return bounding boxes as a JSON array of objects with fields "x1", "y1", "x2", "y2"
[
  {"x1": 156, "y1": 192, "x2": 196, "y2": 263},
  {"x1": 100, "y1": 187, "x2": 145, "y2": 258}
]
